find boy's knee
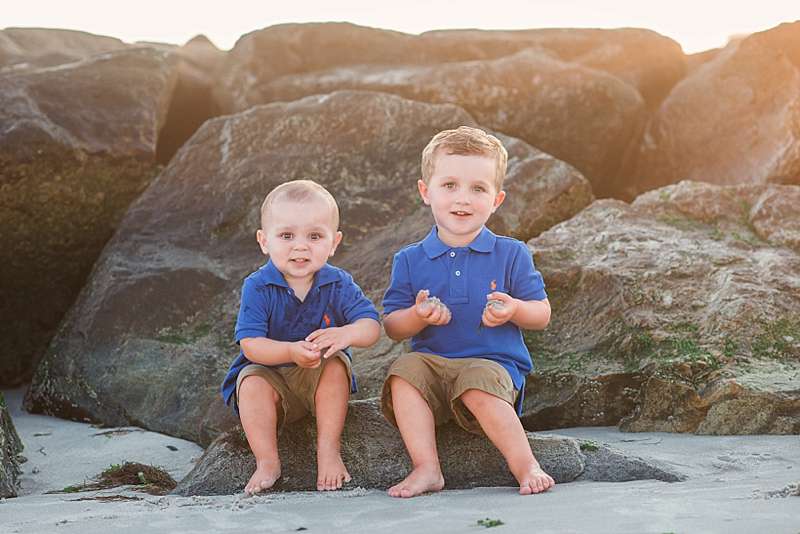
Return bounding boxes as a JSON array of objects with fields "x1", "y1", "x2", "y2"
[
  {"x1": 239, "y1": 375, "x2": 281, "y2": 405},
  {"x1": 458, "y1": 388, "x2": 495, "y2": 412},
  {"x1": 389, "y1": 374, "x2": 417, "y2": 394},
  {"x1": 319, "y1": 355, "x2": 349, "y2": 381}
]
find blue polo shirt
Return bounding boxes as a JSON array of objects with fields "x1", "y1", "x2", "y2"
[
  {"x1": 382, "y1": 225, "x2": 547, "y2": 414},
  {"x1": 221, "y1": 260, "x2": 380, "y2": 414}
]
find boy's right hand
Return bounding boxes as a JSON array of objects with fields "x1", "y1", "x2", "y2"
[
  {"x1": 414, "y1": 289, "x2": 451, "y2": 326},
  {"x1": 289, "y1": 340, "x2": 322, "y2": 368}
]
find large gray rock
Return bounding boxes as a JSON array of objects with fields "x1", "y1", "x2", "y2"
[
  {"x1": 0, "y1": 392, "x2": 24, "y2": 498},
  {"x1": 172, "y1": 399, "x2": 682, "y2": 495},
  {"x1": 261, "y1": 48, "x2": 646, "y2": 196},
  {"x1": 0, "y1": 47, "x2": 179, "y2": 387},
  {"x1": 0, "y1": 27, "x2": 127, "y2": 72},
  {"x1": 418, "y1": 28, "x2": 686, "y2": 108},
  {"x1": 217, "y1": 23, "x2": 684, "y2": 112},
  {"x1": 25, "y1": 91, "x2": 593, "y2": 446},
  {"x1": 523, "y1": 180, "x2": 800, "y2": 434},
  {"x1": 627, "y1": 22, "x2": 800, "y2": 198}
]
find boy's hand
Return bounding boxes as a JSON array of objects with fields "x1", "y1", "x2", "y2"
[
  {"x1": 481, "y1": 292, "x2": 518, "y2": 328},
  {"x1": 289, "y1": 340, "x2": 322, "y2": 368},
  {"x1": 306, "y1": 326, "x2": 354, "y2": 359},
  {"x1": 414, "y1": 289, "x2": 451, "y2": 326}
]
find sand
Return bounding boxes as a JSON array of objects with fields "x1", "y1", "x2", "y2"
[{"x1": 1, "y1": 386, "x2": 798, "y2": 533}]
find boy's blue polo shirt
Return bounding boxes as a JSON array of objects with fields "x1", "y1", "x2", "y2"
[
  {"x1": 382, "y1": 225, "x2": 547, "y2": 414},
  {"x1": 221, "y1": 260, "x2": 379, "y2": 414}
]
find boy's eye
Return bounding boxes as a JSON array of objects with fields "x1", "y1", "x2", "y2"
[
  {"x1": 443, "y1": 182, "x2": 456, "y2": 189},
  {"x1": 279, "y1": 232, "x2": 293, "y2": 240},
  {"x1": 309, "y1": 233, "x2": 322, "y2": 241},
  {"x1": 473, "y1": 185, "x2": 487, "y2": 193}
]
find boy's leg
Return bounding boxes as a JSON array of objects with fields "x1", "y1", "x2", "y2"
[
  {"x1": 312, "y1": 356, "x2": 352, "y2": 491},
  {"x1": 237, "y1": 374, "x2": 283, "y2": 495},
  {"x1": 386, "y1": 375, "x2": 445, "y2": 498},
  {"x1": 459, "y1": 388, "x2": 555, "y2": 495}
]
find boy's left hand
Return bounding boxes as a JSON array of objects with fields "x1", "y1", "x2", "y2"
[
  {"x1": 305, "y1": 326, "x2": 353, "y2": 359},
  {"x1": 481, "y1": 292, "x2": 518, "y2": 328}
]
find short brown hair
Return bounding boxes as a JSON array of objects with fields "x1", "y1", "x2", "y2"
[
  {"x1": 421, "y1": 126, "x2": 508, "y2": 189},
  {"x1": 260, "y1": 180, "x2": 339, "y2": 230}
]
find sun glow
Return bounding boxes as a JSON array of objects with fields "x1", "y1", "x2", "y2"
[{"x1": 2, "y1": 0, "x2": 796, "y2": 53}]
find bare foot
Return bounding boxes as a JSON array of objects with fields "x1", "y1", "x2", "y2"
[
  {"x1": 387, "y1": 465, "x2": 444, "y2": 498},
  {"x1": 316, "y1": 445, "x2": 352, "y2": 491},
  {"x1": 515, "y1": 463, "x2": 555, "y2": 495},
  {"x1": 244, "y1": 459, "x2": 281, "y2": 496}
]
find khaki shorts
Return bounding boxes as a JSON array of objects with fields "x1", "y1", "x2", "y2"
[
  {"x1": 235, "y1": 352, "x2": 352, "y2": 430},
  {"x1": 381, "y1": 352, "x2": 517, "y2": 435}
]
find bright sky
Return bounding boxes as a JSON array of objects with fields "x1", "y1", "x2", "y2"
[{"x1": 2, "y1": 0, "x2": 797, "y2": 53}]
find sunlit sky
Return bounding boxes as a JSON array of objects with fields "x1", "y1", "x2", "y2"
[{"x1": 3, "y1": 0, "x2": 797, "y2": 53}]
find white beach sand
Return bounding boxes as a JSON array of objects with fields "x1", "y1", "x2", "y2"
[{"x1": 1, "y1": 386, "x2": 798, "y2": 534}]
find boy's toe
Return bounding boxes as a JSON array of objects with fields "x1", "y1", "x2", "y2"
[{"x1": 387, "y1": 483, "x2": 403, "y2": 498}]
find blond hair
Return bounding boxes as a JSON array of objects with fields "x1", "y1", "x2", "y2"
[
  {"x1": 421, "y1": 126, "x2": 508, "y2": 189},
  {"x1": 260, "y1": 180, "x2": 339, "y2": 230}
]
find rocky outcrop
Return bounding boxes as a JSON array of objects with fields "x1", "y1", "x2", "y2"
[
  {"x1": 418, "y1": 28, "x2": 686, "y2": 108},
  {"x1": 0, "y1": 27, "x2": 127, "y2": 72},
  {"x1": 627, "y1": 22, "x2": 800, "y2": 199},
  {"x1": 523, "y1": 180, "x2": 800, "y2": 434},
  {"x1": 24, "y1": 91, "x2": 593, "y2": 445},
  {"x1": 172, "y1": 399, "x2": 683, "y2": 495},
  {"x1": 261, "y1": 48, "x2": 646, "y2": 196},
  {"x1": 0, "y1": 393, "x2": 23, "y2": 498},
  {"x1": 217, "y1": 23, "x2": 684, "y2": 112},
  {"x1": 0, "y1": 47, "x2": 178, "y2": 386},
  {"x1": 214, "y1": 23, "x2": 692, "y2": 194}
]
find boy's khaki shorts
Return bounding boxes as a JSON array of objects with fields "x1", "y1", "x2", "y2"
[
  {"x1": 235, "y1": 352, "x2": 352, "y2": 430},
  {"x1": 381, "y1": 352, "x2": 517, "y2": 435}
]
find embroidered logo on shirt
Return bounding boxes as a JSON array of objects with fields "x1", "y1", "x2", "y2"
[
  {"x1": 323, "y1": 313, "x2": 331, "y2": 327},
  {"x1": 490, "y1": 279, "x2": 497, "y2": 291}
]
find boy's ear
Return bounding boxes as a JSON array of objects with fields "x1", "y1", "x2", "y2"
[
  {"x1": 329, "y1": 230, "x2": 343, "y2": 256},
  {"x1": 417, "y1": 179, "x2": 431, "y2": 205},
  {"x1": 256, "y1": 229, "x2": 269, "y2": 255},
  {"x1": 491, "y1": 190, "x2": 506, "y2": 213}
]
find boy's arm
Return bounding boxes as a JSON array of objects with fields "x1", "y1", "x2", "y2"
[
  {"x1": 384, "y1": 289, "x2": 451, "y2": 341},
  {"x1": 305, "y1": 317, "x2": 381, "y2": 359},
  {"x1": 481, "y1": 292, "x2": 551, "y2": 330},
  {"x1": 509, "y1": 297, "x2": 551, "y2": 330}
]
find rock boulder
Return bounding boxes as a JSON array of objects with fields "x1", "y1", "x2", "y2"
[
  {"x1": 172, "y1": 399, "x2": 682, "y2": 495},
  {"x1": 523, "y1": 181, "x2": 800, "y2": 434},
  {"x1": 24, "y1": 91, "x2": 593, "y2": 445},
  {"x1": 0, "y1": 47, "x2": 178, "y2": 386}
]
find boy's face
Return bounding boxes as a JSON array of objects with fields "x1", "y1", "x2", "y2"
[
  {"x1": 256, "y1": 197, "x2": 342, "y2": 285},
  {"x1": 418, "y1": 151, "x2": 505, "y2": 247}
]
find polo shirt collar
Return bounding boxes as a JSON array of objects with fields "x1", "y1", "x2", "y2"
[
  {"x1": 469, "y1": 226, "x2": 497, "y2": 253},
  {"x1": 421, "y1": 225, "x2": 497, "y2": 259},
  {"x1": 259, "y1": 260, "x2": 339, "y2": 289}
]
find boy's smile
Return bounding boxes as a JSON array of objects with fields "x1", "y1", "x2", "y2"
[
  {"x1": 418, "y1": 152, "x2": 505, "y2": 247},
  {"x1": 256, "y1": 197, "x2": 342, "y2": 290}
]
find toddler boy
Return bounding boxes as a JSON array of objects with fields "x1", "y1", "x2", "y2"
[
  {"x1": 221, "y1": 180, "x2": 381, "y2": 495},
  {"x1": 382, "y1": 127, "x2": 554, "y2": 498}
]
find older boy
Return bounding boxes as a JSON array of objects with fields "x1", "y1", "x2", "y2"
[
  {"x1": 381, "y1": 126, "x2": 554, "y2": 498},
  {"x1": 221, "y1": 180, "x2": 381, "y2": 495}
]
